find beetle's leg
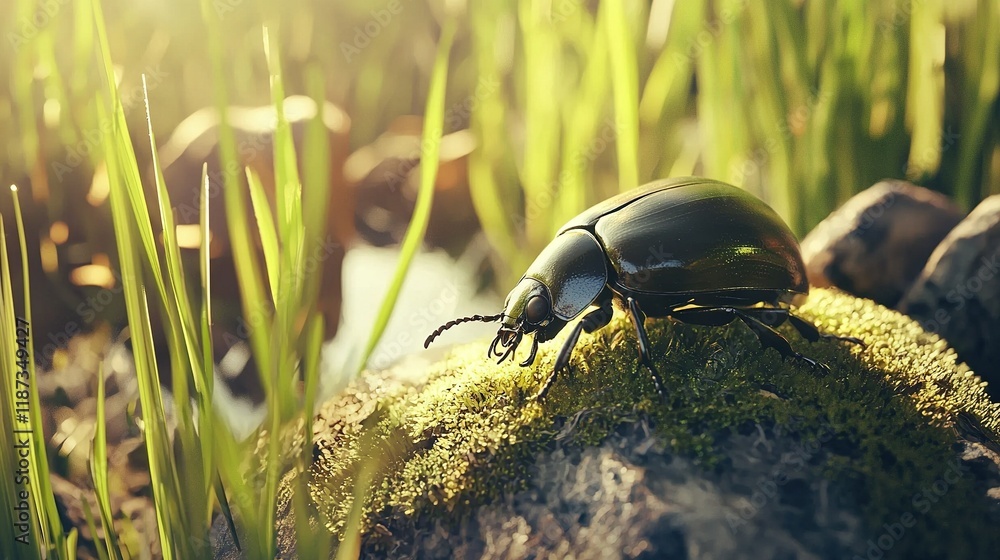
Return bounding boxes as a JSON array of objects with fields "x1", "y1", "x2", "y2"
[
  {"x1": 626, "y1": 297, "x2": 667, "y2": 399},
  {"x1": 730, "y1": 310, "x2": 830, "y2": 374},
  {"x1": 496, "y1": 331, "x2": 523, "y2": 363},
  {"x1": 520, "y1": 335, "x2": 539, "y2": 367},
  {"x1": 668, "y1": 307, "x2": 830, "y2": 374},
  {"x1": 735, "y1": 308, "x2": 866, "y2": 348},
  {"x1": 785, "y1": 314, "x2": 866, "y2": 347},
  {"x1": 535, "y1": 298, "x2": 614, "y2": 400},
  {"x1": 488, "y1": 335, "x2": 503, "y2": 360}
]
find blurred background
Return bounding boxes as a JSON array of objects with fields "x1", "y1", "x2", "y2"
[
  {"x1": 1, "y1": 0, "x2": 998, "y2": 423},
  {"x1": 2, "y1": 0, "x2": 999, "y2": 416}
]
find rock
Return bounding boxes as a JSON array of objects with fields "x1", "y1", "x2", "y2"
[
  {"x1": 800, "y1": 180, "x2": 964, "y2": 308},
  {"x1": 898, "y1": 195, "x2": 1000, "y2": 397},
  {"x1": 368, "y1": 423, "x2": 866, "y2": 559},
  {"x1": 213, "y1": 289, "x2": 1000, "y2": 560}
]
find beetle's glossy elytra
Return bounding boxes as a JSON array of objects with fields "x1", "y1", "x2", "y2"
[{"x1": 425, "y1": 177, "x2": 863, "y2": 399}]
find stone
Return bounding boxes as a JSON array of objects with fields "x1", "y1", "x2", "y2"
[
  {"x1": 212, "y1": 289, "x2": 1000, "y2": 560},
  {"x1": 360, "y1": 423, "x2": 866, "y2": 559},
  {"x1": 800, "y1": 180, "x2": 964, "y2": 307},
  {"x1": 898, "y1": 195, "x2": 1000, "y2": 397}
]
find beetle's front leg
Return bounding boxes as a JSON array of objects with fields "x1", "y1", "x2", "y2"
[
  {"x1": 626, "y1": 297, "x2": 667, "y2": 399},
  {"x1": 535, "y1": 297, "x2": 614, "y2": 400}
]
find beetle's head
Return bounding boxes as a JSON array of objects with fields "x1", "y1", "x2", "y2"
[
  {"x1": 423, "y1": 277, "x2": 566, "y2": 367},
  {"x1": 488, "y1": 278, "x2": 567, "y2": 365}
]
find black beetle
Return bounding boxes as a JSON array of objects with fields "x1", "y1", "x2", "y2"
[{"x1": 425, "y1": 177, "x2": 863, "y2": 399}]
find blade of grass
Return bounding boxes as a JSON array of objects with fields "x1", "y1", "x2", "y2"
[
  {"x1": 298, "y1": 64, "x2": 335, "y2": 339},
  {"x1": 638, "y1": 0, "x2": 704, "y2": 181},
  {"x1": 294, "y1": 313, "x2": 328, "y2": 559},
  {"x1": 140, "y1": 81, "x2": 218, "y2": 553},
  {"x1": 558, "y1": 13, "x2": 610, "y2": 228},
  {"x1": 143, "y1": 76, "x2": 210, "y2": 399},
  {"x1": 294, "y1": 64, "x2": 332, "y2": 543},
  {"x1": 246, "y1": 167, "x2": 281, "y2": 303},
  {"x1": 199, "y1": 163, "x2": 238, "y2": 548},
  {"x1": 260, "y1": 26, "x2": 306, "y2": 557},
  {"x1": 92, "y1": 0, "x2": 190, "y2": 549},
  {"x1": 519, "y1": 0, "x2": 562, "y2": 246},
  {"x1": 199, "y1": 0, "x2": 273, "y2": 398},
  {"x1": 467, "y1": 2, "x2": 521, "y2": 280},
  {"x1": 603, "y1": 0, "x2": 640, "y2": 189},
  {"x1": 905, "y1": 0, "x2": 944, "y2": 180},
  {"x1": 356, "y1": 18, "x2": 457, "y2": 371},
  {"x1": 100, "y1": 97, "x2": 177, "y2": 558},
  {"x1": 81, "y1": 499, "x2": 109, "y2": 560},
  {"x1": 0, "y1": 207, "x2": 40, "y2": 560},
  {"x1": 90, "y1": 364, "x2": 123, "y2": 560},
  {"x1": 200, "y1": 162, "x2": 215, "y2": 406},
  {"x1": 263, "y1": 26, "x2": 302, "y2": 246},
  {"x1": 12, "y1": 184, "x2": 66, "y2": 556},
  {"x1": 953, "y1": 0, "x2": 999, "y2": 207}
]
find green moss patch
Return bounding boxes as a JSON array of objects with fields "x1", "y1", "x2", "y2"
[{"x1": 288, "y1": 288, "x2": 1000, "y2": 557}]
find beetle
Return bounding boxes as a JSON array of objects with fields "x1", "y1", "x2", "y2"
[{"x1": 424, "y1": 177, "x2": 863, "y2": 399}]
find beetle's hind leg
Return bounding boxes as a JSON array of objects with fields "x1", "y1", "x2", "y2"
[
  {"x1": 626, "y1": 297, "x2": 668, "y2": 399},
  {"x1": 733, "y1": 311, "x2": 831, "y2": 374},
  {"x1": 735, "y1": 308, "x2": 866, "y2": 348},
  {"x1": 668, "y1": 307, "x2": 830, "y2": 374},
  {"x1": 785, "y1": 314, "x2": 866, "y2": 347}
]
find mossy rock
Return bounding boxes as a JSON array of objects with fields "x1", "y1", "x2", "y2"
[{"x1": 216, "y1": 288, "x2": 1000, "y2": 559}]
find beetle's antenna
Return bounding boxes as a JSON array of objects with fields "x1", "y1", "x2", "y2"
[{"x1": 424, "y1": 313, "x2": 503, "y2": 348}]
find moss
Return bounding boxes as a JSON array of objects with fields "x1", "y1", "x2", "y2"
[{"x1": 290, "y1": 288, "x2": 1000, "y2": 558}]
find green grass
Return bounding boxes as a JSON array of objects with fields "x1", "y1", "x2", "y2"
[
  {"x1": 357, "y1": 17, "x2": 458, "y2": 374},
  {"x1": 1, "y1": 0, "x2": 999, "y2": 558},
  {"x1": 466, "y1": 0, "x2": 1000, "y2": 286},
  {"x1": 1, "y1": 190, "x2": 75, "y2": 559}
]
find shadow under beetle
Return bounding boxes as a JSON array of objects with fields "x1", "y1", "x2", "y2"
[{"x1": 425, "y1": 177, "x2": 864, "y2": 399}]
